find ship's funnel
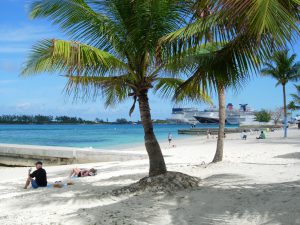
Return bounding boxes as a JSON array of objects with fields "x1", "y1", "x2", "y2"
[
  {"x1": 239, "y1": 104, "x2": 248, "y2": 112},
  {"x1": 227, "y1": 103, "x2": 233, "y2": 110}
]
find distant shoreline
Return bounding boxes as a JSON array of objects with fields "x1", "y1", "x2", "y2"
[{"x1": 0, "y1": 122, "x2": 172, "y2": 125}]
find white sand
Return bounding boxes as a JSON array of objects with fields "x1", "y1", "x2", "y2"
[{"x1": 0, "y1": 128, "x2": 300, "y2": 225}]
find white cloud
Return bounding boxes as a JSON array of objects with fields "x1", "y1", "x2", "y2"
[
  {"x1": 0, "y1": 24, "x2": 62, "y2": 54},
  {"x1": 16, "y1": 102, "x2": 32, "y2": 111},
  {"x1": 0, "y1": 46, "x2": 28, "y2": 53},
  {"x1": 0, "y1": 25, "x2": 55, "y2": 43},
  {"x1": 0, "y1": 79, "x2": 17, "y2": 84},
  {"x1": 0, "y1": 60, "x2": 20, "y2": 72}
]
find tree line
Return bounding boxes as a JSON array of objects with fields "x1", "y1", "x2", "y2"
[
  {"x1": 0, "y1": 115, "x2": 169, "y2": 125},
  {"x1": 0, "y1": 115, "x2": 95, "y2": 124}
]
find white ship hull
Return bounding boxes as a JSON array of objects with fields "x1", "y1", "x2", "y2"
[{"x1": 168, "y1": 105, "x2": 259, "y2": 126}]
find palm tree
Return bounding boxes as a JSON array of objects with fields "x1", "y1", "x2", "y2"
[
  {"x1": 291, "y1": 85, "x2": 300, "y2": 105},
  {"x1": 261, "y1": 50, "x2": 300, "y2": 138},
  {"x1": 174, "y1": 44, "x2": 248, "y2": 163},
  {"x1": 160, "y1": 0, "x2": 300, "y2": 161},
  {"x1": 22, "y1": 0, "x2": 210, "y2": 177},
  {"x1": 288, "y1": 85, "x2": 300, "y2": 120},
  {"x1": 287, "y1": 101, "x2": 299, "y2": 121}
]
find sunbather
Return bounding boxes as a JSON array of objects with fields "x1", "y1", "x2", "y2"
[{"x1": 69, "y1": 168, "x2": 97, "y2": 177}]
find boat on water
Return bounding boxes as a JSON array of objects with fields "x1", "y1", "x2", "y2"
[
  {"x1": 167, "y1": 108, "x2": 200, "y2": 124},
  {"x1": 168, "y1": 104, "x2": 257, "y2": 126}
]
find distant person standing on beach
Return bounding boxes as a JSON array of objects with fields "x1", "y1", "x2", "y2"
[
  {"x1": 168, "y1": 133, "x2": 173, "y2": 145},
  {"x1": 206, "y1": 129, "x2": 211, "y2": 139},
  {"x1": 24, "y1": 161, "x2": 47, "y2": 189}
]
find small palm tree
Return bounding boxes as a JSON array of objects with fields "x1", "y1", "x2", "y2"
[
  {"x1": 291, "y1": 85, "x2": 300, "y2": 105},
  {"x1": 287, "y1": 101, "x2": 300, "y2": 121},
  {"x1": 22, "y1": 0, "x2": 210, "y2": 177},
  {"x1": 288, "y1": 85, "x2": 300, "y2": 120},
  {"x1": 261, "y1": 50, "x2": 300, "y2": 138}
]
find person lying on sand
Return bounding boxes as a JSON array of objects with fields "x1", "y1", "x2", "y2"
[
  {"x1": 24, "y1": 161, "x2": 47, "y2": 189},
  {"x1": 69, "y1": 168, "x2": 97, "y2": 177}
]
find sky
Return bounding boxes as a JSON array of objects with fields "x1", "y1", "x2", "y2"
[{"x1": 0, "y1": 1, "x2": 299, "y2": 121}]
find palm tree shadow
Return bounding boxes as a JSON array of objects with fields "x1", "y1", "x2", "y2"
[
  {"x1": 274, "y1": 152, "x2": 300, "y2": 160},
  {"x1": 5, "y1": 172, "x2": 300, "y2": 225},
  {"x1": 59, "y1": 174, "x2": 300, "y2": 225},
  {"x1": 246, "y1": 135, "x2": 300, "y2": 148},
  {"x1": 167, "y1": 178, "x2": 300, "y2": 225}
]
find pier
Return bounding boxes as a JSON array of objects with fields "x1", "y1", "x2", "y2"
[
  {"x1": 178, "y1": 125, "x2": 283, "y2": 135},
  {"x1": 0, "y1": 144, "x2": 146, "y2": 167}
]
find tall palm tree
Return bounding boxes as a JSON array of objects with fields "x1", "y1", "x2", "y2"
[
  {"x1": 261, "y1": 50, "x2": 300, "y2": 138},
  {"x1": 22, "y1": 0, "x2": 210, "y2": 177},
  {"x1": 160, "y1": 0, "x2": 300, "y2": 161},
  {"x1": 174, "y1": 43, "x2": 248, "y2": 163}
]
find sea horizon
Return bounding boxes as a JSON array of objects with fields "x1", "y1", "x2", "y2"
[
  {"x1": 0, "y1": 123, "x2": 239, "y2": 150},
  {"x1": 0, "y1": 124, "x2": 192, "y2": 149}
]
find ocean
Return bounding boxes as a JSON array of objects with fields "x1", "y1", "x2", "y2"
[{"x1": 0, "y1": 124, "x2": 200, "y2": 149}]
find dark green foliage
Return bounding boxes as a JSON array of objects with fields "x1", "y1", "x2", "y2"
[
  {"x1": 291, "y1": 85, "x2": 300, "y2": 105},
  {"x1": 115, "y1": 118, "x2": 129, "y2": 124},
  {"x1": 254, "y1": 110, "x2": 272, "y2": 123},
  {"x1": 0, "y1": 115, "x2": 95, "y2": 124}
]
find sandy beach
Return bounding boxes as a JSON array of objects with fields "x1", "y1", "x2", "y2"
[{"x1": 0, "y1": 128, "x2": 299, "y2": 225}]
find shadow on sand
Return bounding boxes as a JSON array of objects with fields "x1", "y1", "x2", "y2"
[
  {"x1": 275, "y1": 152, "x2": 300, "y2": 160},
  {"x1": 10, "y1": 172, "x2": 298, "y2": 225}
]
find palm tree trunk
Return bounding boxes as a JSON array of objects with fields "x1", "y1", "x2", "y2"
[
  {"x1": 212, "y1": 84, "x2": 225, "y2": 163},
  {"x1": 138, "y1": 91, "x2": 167, "y2": 176},
  {"x1": 283, "y1": 84, "x2": 287, "y2": 138}
]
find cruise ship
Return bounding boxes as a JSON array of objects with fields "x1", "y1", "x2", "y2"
[
  {"x1": 167, "y1": 108, "x2": 200, "y2": 124},
  {"x1": 168, "y1": 104, "x2": 257, "y2": 125},
  {"x1": 194, "y1": 104, "x2": 256, "y2": 125}
]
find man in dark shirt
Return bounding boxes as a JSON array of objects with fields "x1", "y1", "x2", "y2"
[{"x1": 24, "y1": 161, "x2": 47, "y2": 189}]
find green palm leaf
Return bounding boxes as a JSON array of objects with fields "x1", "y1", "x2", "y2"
[
  {"x1": 29, "y1": 0, "x2": 125, "y2": 52},
  {"x1": 155, "y1": 77, "x2": 212, "y2": 104},
  {"x1": 65, "y1": 75, "x2": 131, "y2": 107},
  {"x1": 261, "y1": 50, "x2": 300, "y2": 85},
  {"x1": 22, "y1": 39, "x2": 128, "y2": 76}
]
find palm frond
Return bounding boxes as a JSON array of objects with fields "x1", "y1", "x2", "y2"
[
  {"x1": 65, "y1": 75, "x2": 132, "y2": 107},
  {"x1": 29, "y1": 0, "x2": 126, "y2": 52},
  {"x1": 22, "y1": 39, "x2": 128, "y2": 76},
  {"x1": 160, "y1": 0, "x2": 300, "y2": 79},
  {"x1": 154, "y1": 77, "x2": 212, "y2": 104},
  {"x1": 261, "y1": 49, "x2": 300, "y2": 85}
]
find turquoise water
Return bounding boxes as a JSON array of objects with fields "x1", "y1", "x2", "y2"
[
  {"x1": 0, "y1": 124, "x2": 194, "y2": 149},
  {"x1": 0, "y1": 124, "x2": 237, "y2": 149}
]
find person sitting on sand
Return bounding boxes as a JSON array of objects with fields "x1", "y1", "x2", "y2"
[
  {"x1": 24, "y1": 161, "x2": 47, "y2": 189},
  {"x1": 69, "y1": 168, "x2": 97, "y2": 177},
  {"x1": 241, "y1": 130, "x2": 247, "y2": 140},
  {"x1": 256, "y1": 131, "x2": 266, "y2": 139}
]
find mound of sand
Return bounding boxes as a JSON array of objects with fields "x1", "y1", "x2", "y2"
[{"x1": 111, "y1": 171, "x2": 200, "y2": 195}]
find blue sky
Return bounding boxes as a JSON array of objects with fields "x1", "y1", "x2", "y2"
[{"x1": 0, "y1": 1, "x2": 299, "y2": 121}]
